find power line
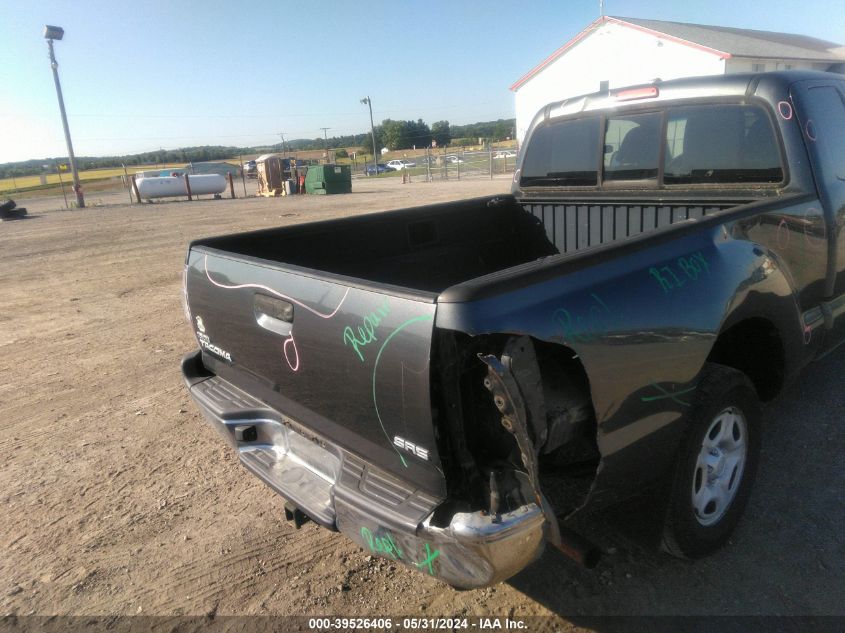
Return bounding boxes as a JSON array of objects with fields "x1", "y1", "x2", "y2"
[
  {"x1": 60, "y1": 99, "x2": 512, "y2": 120},
  {"x1": 74, "y1": 116, "x2": 515, "y2": 143}
]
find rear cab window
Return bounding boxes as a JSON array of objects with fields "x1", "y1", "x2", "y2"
[
  {"x1": 604, "y1": 112, "x2": 662, "y2": 182},
  {"x1": 520, "y1": 102, "x2": 784, "y2": 189},
  {"x1": 520, "y1": 117, "x2": 600, "y2": 186},
  {"x1": 664, "y1": 104, "x2": 783, "y2": 184}
]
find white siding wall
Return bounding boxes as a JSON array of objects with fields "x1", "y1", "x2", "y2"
[{"x1": 513, "y1": 22, "x2": 726, "y2": 142}]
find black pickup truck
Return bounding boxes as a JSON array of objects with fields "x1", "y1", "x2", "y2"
[{"x1": 181, "y1": 71, "x2": 845, "y2": 588}]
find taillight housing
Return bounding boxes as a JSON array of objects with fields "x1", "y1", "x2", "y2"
[{"x1": 613, "y1": 86, "x2": 659, "y2": 101}]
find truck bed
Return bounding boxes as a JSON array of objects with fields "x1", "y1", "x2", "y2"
[{"x1": 193, "y1": 195, "x2": 746, "y2": 294}]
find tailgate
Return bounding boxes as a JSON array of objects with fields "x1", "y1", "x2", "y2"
[{"x1": 185, "y1": 248, "x2": 445, "y2": 496}]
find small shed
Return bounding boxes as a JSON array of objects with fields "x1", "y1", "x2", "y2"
[{"x1": 256, "y1": 154, "x2": 301, "y2": 196}]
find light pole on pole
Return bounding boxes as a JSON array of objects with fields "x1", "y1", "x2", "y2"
[
  {"x1": 43, "y1": 25, "x2": 84, "y2": 208},
  {"x1": 360, "y1": 97, "x2": 377, "y2": 169},
  {"x1": 278, "y1": 132, "x2": 286, "y2": 157}
]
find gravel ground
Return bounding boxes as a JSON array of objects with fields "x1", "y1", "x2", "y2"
[{"x1": 0, "y1": 176, "x2": 842, "y2": 630}]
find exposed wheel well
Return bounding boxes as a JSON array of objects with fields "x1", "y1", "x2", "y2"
[{"x1": 707, "y1": 317, "x2": 784, "y2": 401}]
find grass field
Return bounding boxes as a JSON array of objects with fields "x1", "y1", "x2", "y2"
[{"x1": 0, "y1": 163, "x2": 189, "y2": 194}]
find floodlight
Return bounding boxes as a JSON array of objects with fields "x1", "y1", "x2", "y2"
[{"x1": 43, "y1": 25, "x2": 64, "y2": 40}]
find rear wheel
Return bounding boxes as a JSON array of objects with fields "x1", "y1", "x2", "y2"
[{"x1": 662, "y1": 363, "x2": 761, "y2": 558}]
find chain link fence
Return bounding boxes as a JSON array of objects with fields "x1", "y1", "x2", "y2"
[{"x1": 351, "y1": 147, "x2": 517, "y2": 182}]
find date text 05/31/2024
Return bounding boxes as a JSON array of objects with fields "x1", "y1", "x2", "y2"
[{"x1": 307, "y1": 617, "x2": 527, "y2": 630}]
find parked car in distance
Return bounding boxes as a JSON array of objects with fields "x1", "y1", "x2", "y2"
[
  {"x1": 243, "y1": 160, "x2": 257, "y2": 178},
  {"x1": 494, "y1": 150, "x2": 517, "y2": 159},
  {"x1": 444, "y1": 155, "x2": 465, "y2": 164},
  {"x1": 365, "y1": 163, "x2": 390, "y2": 176},
  {"x1": 386, "y1": 159, "x2": 417, "y2": 171}
]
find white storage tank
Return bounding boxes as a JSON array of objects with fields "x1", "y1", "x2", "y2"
[{"x1": 135, "y1": 174, "x2": 226, "y2": 199}]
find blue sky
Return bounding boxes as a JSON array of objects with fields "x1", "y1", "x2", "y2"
[{"x1": 1, "y1": 0, "x2": 843, "y2": 163}]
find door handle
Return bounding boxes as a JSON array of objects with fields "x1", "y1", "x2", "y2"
[{"x1": 254, "y1": 294, "x2": 293, "y2": 336}]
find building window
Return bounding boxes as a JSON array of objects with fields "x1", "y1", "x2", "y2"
[{"x1": 752, "y1": 63, "x2": 766, "y2": 72}]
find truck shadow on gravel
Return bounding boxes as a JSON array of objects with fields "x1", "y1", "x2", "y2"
[
  {"x1": 508, "y1": 350, "x2": 844, "y2": 616},
  {"x1": 0, "y1": 213, "x2": 39, "y2": 221}
]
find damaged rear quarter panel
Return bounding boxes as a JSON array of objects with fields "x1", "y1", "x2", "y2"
[{"x1": 434, "y1": 221, "x2": 805, "y2": 509}]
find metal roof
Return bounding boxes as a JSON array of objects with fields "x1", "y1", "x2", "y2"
[
  {"x1": 511, "y1": 16, "x2": 845, "y2": 91},
  {"x1": 619, "y1": 16, "x2": 845, "y2": 62}
]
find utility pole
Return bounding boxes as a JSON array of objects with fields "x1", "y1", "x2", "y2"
[
  {"x1": 278, "y1": 132, "x2": 286, "y2": 157},
  {"x1": 44, "y1": 25, "x2": 84, "y2": 208},
  {"x1": 360, "y1": 96, "x2": 377, "y2": 168},
  {"x1": 320, "y1": 127, "x2": 330, "y2": 162}
]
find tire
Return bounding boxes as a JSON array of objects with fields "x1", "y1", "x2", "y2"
[
  {"x1": 662, "y1": 362, "x2": 761, "y2": 558},
  {"x1": 1, "y1": 207, "x2": 26, "y2": 220}
]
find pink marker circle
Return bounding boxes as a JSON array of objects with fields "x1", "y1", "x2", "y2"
[
  {"x1": 805, "y1": 119, "x2": 817, "y2": 142},
  {"x1": 283, "y1": 335, "x2": 300, "y2": 372},
  {"x1": 777, "y1": 101, "x2": 793, "y2": 120}
]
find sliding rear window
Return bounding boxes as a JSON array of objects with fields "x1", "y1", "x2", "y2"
[
  {"x1": 603, "y1": 112, "x2": 662, "y2": 182},
  {"x1": 664, "y1": 104, "x2": 783, "y2": 184},
  {"x1": 521, "y1": 102, "x2": 784, "y2": 189},
  {"x1": 520, "y1": 117, "x2": 600, "y2": 186}
]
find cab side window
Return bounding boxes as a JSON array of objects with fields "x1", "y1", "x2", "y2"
[{"x1": 801, "y1": 86, "x2": 845, "y2": 184}]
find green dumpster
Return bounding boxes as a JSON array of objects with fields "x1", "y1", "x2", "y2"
[{"x1": 304, "y1": 164, "x2": 352, "y2": 195}]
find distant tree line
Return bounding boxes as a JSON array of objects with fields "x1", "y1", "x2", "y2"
[
  {"x1": 0, "y1": 118, "x2": 516, "y2": 178},
  {"x1": 355, "y1": 118, "x2": 515, "y2": 155},
  {"x1": 0, "y1": 146, "x2": 245, "y2": 179}
]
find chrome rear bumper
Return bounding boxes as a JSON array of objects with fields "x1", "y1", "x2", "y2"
[{"x1": 182, "y1": 350, "x2": 547, "y2": 588}]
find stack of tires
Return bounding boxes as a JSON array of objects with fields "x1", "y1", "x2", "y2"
[{"x1": 0, "y1": 199, "x2": 27, "y2": 221}]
